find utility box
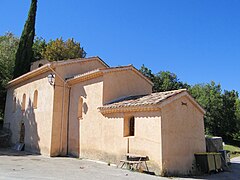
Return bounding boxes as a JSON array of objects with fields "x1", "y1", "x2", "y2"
[
  {"x1": 195, "y1": 153, "x2": 222, "y2": 173},
  {"x1": 205, "y1": 136, "x2": 223, "y2": 152}
]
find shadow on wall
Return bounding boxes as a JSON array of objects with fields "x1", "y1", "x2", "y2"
[
  {"x1": 3, "y1": 98, "x2": 41, "y2": 155},
  {"x1": 24, "y1": 98, "x2": 40, "y2": 154}
]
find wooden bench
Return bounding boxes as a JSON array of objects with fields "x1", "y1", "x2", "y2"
[{"x1": 118, "y1": 153, "x2": 149, "y2": 171}]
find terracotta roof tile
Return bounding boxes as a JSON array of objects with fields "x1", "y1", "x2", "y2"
[{"x1": 99, "y1": 89, "x2": 187, "y2": 110}]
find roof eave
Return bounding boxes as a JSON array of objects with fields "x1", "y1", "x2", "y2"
[
  {"x1": 6, "y1": 64, "x2": 54, "y2": 88},
  {"x1": 66, "y1": 71, "x2": 103, "y2": 85},
  {"x1": 54, "y1": 56, "x2": 109, "y2": 68},
  {"x1": 98, "y1": 105, "x2": 160, "y2": 115}
]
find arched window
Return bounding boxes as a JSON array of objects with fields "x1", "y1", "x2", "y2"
[
  {"x1": 21, "y1": 94, "x2": 26, "y2": 111},
  {"x1": 13, "y1": 97, "x2": 16, "y2": 113},
  {"x1": 78, "y1": 97, "x2": 83, "y2": 119},
  {"x1": 33, "y1": 90, "x2": 38, "y2": 109}
]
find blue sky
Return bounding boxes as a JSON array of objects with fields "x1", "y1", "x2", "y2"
[{"x1": 1, "y1": 0, "x2": 240, "y2": 92}]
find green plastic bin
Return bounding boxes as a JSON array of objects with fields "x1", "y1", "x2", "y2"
[{"x1": 195, "y1": 153, "x2": 222, "y2": 173}]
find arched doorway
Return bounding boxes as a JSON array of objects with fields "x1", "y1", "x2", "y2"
[{"x1": 19, "y1": 122, "x2": 25, "y2": 143}]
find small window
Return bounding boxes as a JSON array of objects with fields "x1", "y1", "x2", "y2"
[
  {"x1": 124, "y1": 116, "x2": 135, "y2": 137},
  {"x1": 13, "y1": 97, "x2": 16, "y2": 113},
  {"x1": 77, "y1": 97, "x2": 83, "y2": 119},
  {"x1": 38, "y1": 63, "x2": 43, "y2": 68},
  {"x1": 21, "y1": 94, "x2": 26, "y2": 111},
  {"x1": 33, "y1": 90, "x2": 38, "y2": 109}
]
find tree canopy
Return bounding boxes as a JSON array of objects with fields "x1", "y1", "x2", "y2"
[
  {"x1": 139, "y1": 65, "x2": 189, "y2": 92},
  {"x1": 13, "y1": 0, "x2": 37, "y2": 78},
  {"x1": 190, "y1": 83, "x2": 240, "y2": 143},
  {"x1": 140, "y1": 65, "x2": 240, "y2": 144},
  {"x1": 32, "y1": 37, "x2": 86, "y2": 61},
  {"x1": 0, "y1": 34, "x2": 87, "y2": 121},
  {"x1": 41, "y1": 38, "x2": 86, "y2": 61},
  {"x1": 32, "y1": 37, "x2": 47, "y2": 61},
  {"x1": 0, "y1": 33, "x2": 19, "y2": 120}
]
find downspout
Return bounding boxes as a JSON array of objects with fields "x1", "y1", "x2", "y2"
[{"x1": 48, "y1": 64, "x2": 70, "y2": 155}]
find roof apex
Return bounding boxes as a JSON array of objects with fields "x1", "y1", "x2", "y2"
[
  {"x1": 66, "y1": 64, "x2": 153, "y2": 86},
  {"x1": 7, "y1": 57, "x2": 109, "y2": 88}
]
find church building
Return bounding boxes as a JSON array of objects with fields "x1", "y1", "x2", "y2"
[{"x1": 4, "y1": 57, "x2": 206, "y2": 175}]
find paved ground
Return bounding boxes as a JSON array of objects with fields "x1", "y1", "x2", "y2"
[{"x1": 0, "y1": 148, "x2": 239, "y2": 180}]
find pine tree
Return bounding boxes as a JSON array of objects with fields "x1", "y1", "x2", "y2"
[{"x1": 13, "y1": 0, "x2": 37, "y2": 78}]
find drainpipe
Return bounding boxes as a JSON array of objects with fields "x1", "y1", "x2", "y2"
[{"x1": 47, "y1": 65, "x2": 70, "y2": 156}]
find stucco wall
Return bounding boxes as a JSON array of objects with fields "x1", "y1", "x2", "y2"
[
  {"x1": 124, "y1": 111, "x2": 162, "y2": 174},
  {"x1": 4, "y1": 71, "x2": 54, "y2": 155},
  {"x1": 86, "y1": 111, "x2": 162, "y2": 174},
  {"x1": 103, "y1": 70, "x2": 152, "y2": 104},
  {"x1": 50, "y1": 75, "x2": 69, "y2": 156},
  {"x1": 49, "y1": 60, "x2": 107, "y2": 156},
  {"x1": 55, "y1": 59, "x2": 107, "y2": 79},
  {"x1": 30, "y1": 59, "x2": 49, "y2": 71},
  {"x1": 161, "y1": 96, "x2": 206, "y2": 175},
  {"x1": 68, "y1": 76, "x2": 161, "y2": 174},
  {"x1": 68, "y1": 77, "x2": 104, "y2": 157}
]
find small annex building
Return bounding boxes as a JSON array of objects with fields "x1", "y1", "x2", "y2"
[{"x1": 4, "y1": 57, "x2": 206, "y2": 175}]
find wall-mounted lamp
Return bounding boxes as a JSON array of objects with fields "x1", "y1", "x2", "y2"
[{"x1": 47, "y1": 73, "x2": 55, "y2": 86}]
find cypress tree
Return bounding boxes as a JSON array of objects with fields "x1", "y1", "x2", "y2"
[{"x1": 13, "y1": 0, "x2": 37, "y2": 78}]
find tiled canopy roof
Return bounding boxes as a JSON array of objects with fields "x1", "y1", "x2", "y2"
[{"x1": 99, "y1": 89, "x2": 187, "y2": 110}]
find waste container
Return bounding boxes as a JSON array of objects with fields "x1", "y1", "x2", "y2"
[{"x1": 195, "y1": 153, "x2": 222, "y2": 173}]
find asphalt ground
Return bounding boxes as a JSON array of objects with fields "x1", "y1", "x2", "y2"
[{"x1": 0, "y1": 148, "x2": 239, "y2": 180}]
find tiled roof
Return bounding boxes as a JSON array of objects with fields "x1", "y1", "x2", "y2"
[{"x1": 99, "y1": 89, "x2": 187, "y2": 110}]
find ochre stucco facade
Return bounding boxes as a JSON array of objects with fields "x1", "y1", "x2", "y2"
[{"x1": 4, "y1": 57, "x2": 206, "y2": 175}]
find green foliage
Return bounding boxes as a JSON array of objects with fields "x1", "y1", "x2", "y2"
[
  {"x1": 233, "y1": 99, "x2": 240, "y2": 141},
  {"x1": 140, "y1": 65, "x2": 240, "y2": 144},
  {"x1": 154, "y1": 71, "x2": 190, "y2": 92},
  {"x1": 13, "y1": 0, "x2": 37, "y2": 78},
  {"x1": 32, "y1": 37, "x2": 47, "y2": 61},
  {"x1": 139, "y1": 65, "x2": 155, "y2": 82},
  {"x1": 42, "y1": 38, "x2": 86, "y2": 61},
  {"x1": 190, "y1": 82, "x2": 240, "y2": 142},
  {"x1": 221, "y1": 90, "x2": 238, "y2": 139},
  {"x1": 190, "y1": 82, "x2": 223, "y2": 135},
  {"x1": 0, "y1": 34, "x2": 87, "y2": 121},
  {"x1": 139, "y1": 65, "x2": 189, "y2": 92},
  {"x1": 0, "y1": 33, "x2": 19, "y2": 120}
]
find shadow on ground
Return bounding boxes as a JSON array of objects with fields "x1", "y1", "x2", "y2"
[
  {"x1": 180, "y1": 158, "x2": 240, "y2": 180},
  {"x1": 0, "y1": 148, "x2": 39, "y2": 157},
  {"x1": 0, "y1": 147, "x2": 239, "y2": 180}
]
